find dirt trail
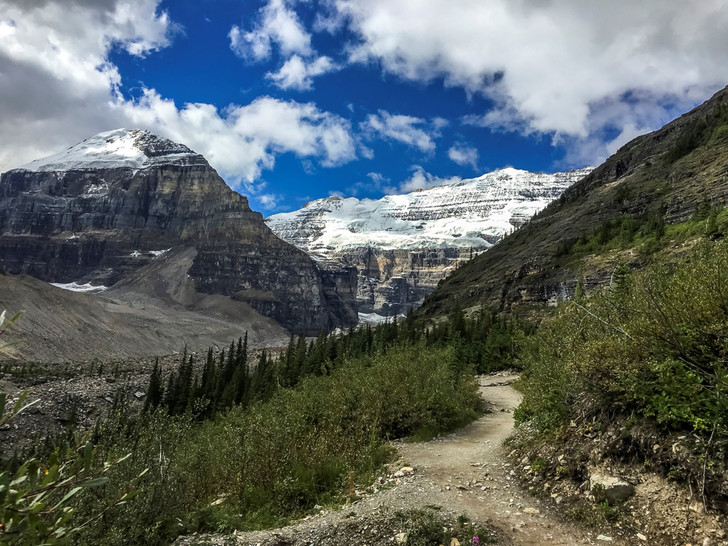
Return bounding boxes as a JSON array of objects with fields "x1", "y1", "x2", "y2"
[
  {"x1": 181, "y1": 373, "x2": 611, "y2": 545},
  {"x1": 393, "y1": 373, "x2": 598, "y2": 545}
]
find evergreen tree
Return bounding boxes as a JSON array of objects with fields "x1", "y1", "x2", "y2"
[{"x1": 144, "y1": 358, "x2": 163, "y2": 411}]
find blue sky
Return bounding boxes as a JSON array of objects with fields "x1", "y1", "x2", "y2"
[{"x1": 1, "y1": 0, "x2": 728, "y2": 212}]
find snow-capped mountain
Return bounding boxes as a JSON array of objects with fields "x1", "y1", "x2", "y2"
[
  {"x1": 267, "y1": 168, "x2": 593, "y2": 255},
  {"x1": 17, "y1": 128, "x2": 207, "y2": 172},
  {"x1": 1, "y1": 129, "x2": 359, "y2": 334},
  {"x1": 267, "y1": 167, "x2": 593, "y2": 314}
]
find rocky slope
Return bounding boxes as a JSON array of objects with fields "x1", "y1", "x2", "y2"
[
  {"x1": 0, "y1": 129, "x2": 357, "y2": 335},
  {"x1": 0, "y1": 270, "x2": 289, "y2": 363},
  {"x1": 267, "y1": 168, "x2": 591, "y2": 314},
  {"x1": 420, "y1": 84, "x2": 728, "y2": 318}
]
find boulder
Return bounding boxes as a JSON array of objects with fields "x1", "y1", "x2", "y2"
[{"x1": 590, "y1": 472, "x2": 635, "y2": 504}]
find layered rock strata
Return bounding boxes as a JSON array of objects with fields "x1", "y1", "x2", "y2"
[
  {"x1": 267, "y1": 168, "x2": 591, "y2": 314},
  {"x1": 0, "y1": 129, "x2": 357, "y2": 333}
]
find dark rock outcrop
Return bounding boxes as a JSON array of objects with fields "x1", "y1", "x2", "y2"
[{"x1": 0, "y1": 129, "x2": 357, "y2": 333}]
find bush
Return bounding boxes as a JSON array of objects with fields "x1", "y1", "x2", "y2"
[
  {"x1": 516, "y1": 239, "x2": 728, "y2": 438},
  {"x1": 68, "y1": 344, "x2": 480, "y2": 544}
]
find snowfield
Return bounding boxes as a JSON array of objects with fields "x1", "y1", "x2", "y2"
[
  {"x1": 267, "y1": 167, "x2": 593, "y2": 256},
  {"x1": 15, "y1": 129, "x2": 206, "y2": 173}
]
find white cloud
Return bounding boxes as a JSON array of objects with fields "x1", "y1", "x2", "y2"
[
  {"x1": 0, "y1": 0, "x2": 174, "y2": 171},
  {"x1": 228, "y1": 0, "x2": 311, "y2": 62},
  {"x1": 267, "y1": 54, "x2": 339, "y2": 91},
  {"x1": 396, "y1": 166, "x2": 461, "y2": 194},
  {"x1": 448, "y1": 142, "x2": 479, "y2": 169},
  {"x1": 361, "y1": 111, "x2": 441, "y2": 153},
  {"x1": 121, "y1": 91, "x2": 357, "y2": 187},
  {"x1": 0, "y1": 0, "x2": 356, "y2": 193},
  {"x1": 330, "y1": 0, "x2": 728, "y2": 165},
  {"x1": 256, "y1": 193, "x2": 283, "y2": 210}
]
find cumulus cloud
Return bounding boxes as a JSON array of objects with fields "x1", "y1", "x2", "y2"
[
  {"x1": 266, "y1": 54, "x2": 339, "y2": 91},
  {"x1": 396, "y1": 166, "x2": 461, "y2": 194},
  {"x1": 330, "y1": 0, "x2": 728, "y2": 164},
  {"x1": 230, "y1": 0, "x2": 338, "y2": 92},
  {"x1": 0, "y1": 0, "x2": 173, "y2": 170},
  {"x1": 361, "y1": 111, "x2": 441, "y2": 153},
  {"x1": 0, "y1": 0, "x2": 357, "y2": 193},
  {"x1": 120, "y1": 91, "x2": 356, "y2": 187},
  {"x1": 448, "y1": 142, "x2": 479, "y2": 169},
  {"x1": 256, "y1": 193, "x2": 283, "y2": 211},
  {"x1": 228, "y1": 0, "x2": 311, "y2": 62}
]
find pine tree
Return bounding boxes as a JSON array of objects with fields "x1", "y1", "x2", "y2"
[
  {"x1": 144, "y1": 357, "x2": 163, "y2": 411},
  {"x1": 173, "y1": 352, "x2": 194, "y2": 415},
  {"x1": 236, "y1": 332, "x2": 249, "y2": 404}
]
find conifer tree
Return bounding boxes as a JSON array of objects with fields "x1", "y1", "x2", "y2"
[{"x1": 144, "y1": 357, "x2": 163, "y2": 411}]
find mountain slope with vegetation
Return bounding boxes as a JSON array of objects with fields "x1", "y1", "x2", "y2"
[{"x1": 420, "y1": 85, "x2": 728, "y2": 317}]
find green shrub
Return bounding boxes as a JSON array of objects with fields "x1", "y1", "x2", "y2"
[
  {"x1": 517, "y1": 239, "x2": 728, "y2": 438},
  {"x1": 68, "y1": 344, "x2": 479, "y2": 544}
]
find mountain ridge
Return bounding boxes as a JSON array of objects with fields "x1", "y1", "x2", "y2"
[
  {"x1": 419, "y1": 84, "x2": 728, "y2": 318},
  {"x1": 267, "y1": 167, "x2": 592, "y2": 314},
  {"x1": 267, "y1": 167, "x2": 593, "y2": 253}
]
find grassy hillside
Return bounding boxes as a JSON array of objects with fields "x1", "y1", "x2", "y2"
[{"x1": 420, "y1": 85, "x2": 728, "y2": 318}]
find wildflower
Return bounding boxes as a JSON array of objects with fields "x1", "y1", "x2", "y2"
[{"x1": 472, "y1": 537, "x2": 480, "y2": 546}]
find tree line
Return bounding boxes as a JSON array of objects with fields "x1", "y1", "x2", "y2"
[{"x1": 146, "y1": 305, "x2": 525, "y2": 419}]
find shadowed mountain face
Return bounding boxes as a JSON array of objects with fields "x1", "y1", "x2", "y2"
[
  {"x1": 420, "y1": 85, "x2": 728, "y2": 318},
  {"x1": 0, "y1": 129, "x2": 357, "y2": 334}
]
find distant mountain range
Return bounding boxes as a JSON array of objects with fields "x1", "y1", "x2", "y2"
[{"x1": 267, "y1": 167, "x2": 592, "y2": 315}]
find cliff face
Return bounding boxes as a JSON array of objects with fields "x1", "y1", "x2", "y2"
[
  {"x1": 267, "y1": 168, "x2": 591, "y2": 314},
  {"x1": 334, "y1": 247, "x2": 474, "y2": 315},
  {"x1": 0, "y1": 129, "x2": 357, "y2": 333}
]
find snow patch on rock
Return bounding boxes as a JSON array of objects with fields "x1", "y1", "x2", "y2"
[
  {"x1": 50, "y1": 282, "x2": 108, "y2": 294},
  {"x1": 358, "y1": 312, "x2": 404, "y2": 325}
]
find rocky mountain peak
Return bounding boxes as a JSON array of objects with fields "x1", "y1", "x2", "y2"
[
  {"x1": 14, "y1": 128, "x2": 207, "y2": 173},
  {"x1": 267, "y1": 167, "x2": 594, "y2": 255},
  {"x1": 267, "y1": 167, "x2": 592, "y2": 315},
  {"x1": 1, "y1": 130, "x2": 359, "y2": 334}
]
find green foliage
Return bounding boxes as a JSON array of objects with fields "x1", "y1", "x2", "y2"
[
  {"x1": 517, "y1": 239, "x2": 728, "y2": 463},
  {"x1": 394, "y1": 508, "x2": 496, "y2": 545},
  {"x1": 67, "y1": 343, "x2": 480, "y2": 544},
  {"x1": 555, "y1": 203, "x2": 728, "y2": 265},
  {"x1": 145, "y1": 306, "x2": 524, "y2": 425},
  {"x1": 6, "y1": 303, "x2": 518, "y2": 544},
  {"x1": 397, "y1": 508, "x2": 447, "y2": 545},
  {"x1": 1, "y1": 389, "x2": 142, "y2": 545}
]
